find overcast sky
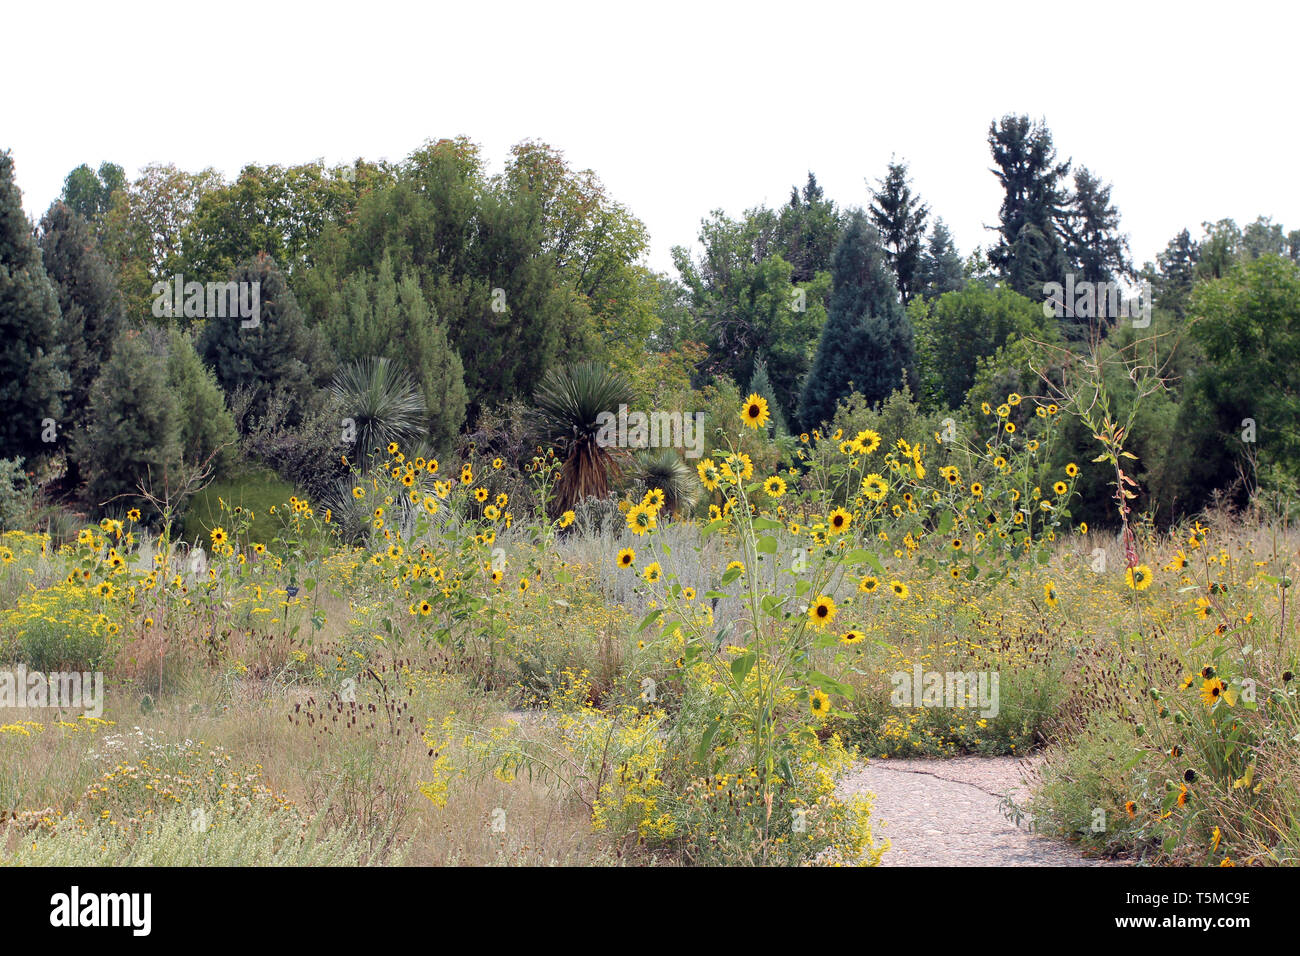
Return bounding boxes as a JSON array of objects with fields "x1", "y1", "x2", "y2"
[{"x1": 5, "y1": 1, "x2": 1296, "y2": 275}]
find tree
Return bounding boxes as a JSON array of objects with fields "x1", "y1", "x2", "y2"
[
  {"x1": 38, "y1": 202, "x2": 123, "y2": 443},
  {"x1": 165, "y1": 327, "x2": 238, "y2": 472},
  {"x1": 1175, "y1": 255, "x2": 1300, "y2": 506},
  {"x1": 673, "y1": 208, "x2": 828, "y2": 426},
  {"x1": 916, "y1": 219, "x2": 965, "y2": 299},
  {"x1": 199, "y1": 254, "x2": 334, "y2": 429},
  {"x1": 869, "y1": 159, "x2": 929, "y2": 304},
  {"x1": 1062, "y1": 167, "x2": 1130, "y2": 286},
  {"x1": 987, "y1": 115, "x2": 1072, "y2": 298},
  {"x1": 910, "y1": 282, "x2": 1052, "y2": 411},
  {"x1": 0, "y1": 151, "x2": 67, "y2": 463},
  {"x1": 1142, "y1": 228, "x2": 1200, "y2": 320},
  {"x1": 75, "y1": 326, "x2": 180, "y2": 512},
  {"x1": 322, "y1": 257, "x2": 467, "y2": 450},
  {"x1": 59, "y1": 162, "x2": 126, "y2": 226},
  {"x1": 776, "y1": 172, "x2": 843, "y2": 283},
  {"x1": 798, "y1": 212, "x2": 914, "y2": 429}
]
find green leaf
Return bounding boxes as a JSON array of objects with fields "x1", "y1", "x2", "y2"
[
  {"x1": 731, "y1": 652, "x2": 756, "y2": 686},
  {"x1": 756, "y1": 535, "x2": 778, "y2": 555},
  {"x1": 637, "y1": 608, "x2": 664, "y2": 633}
]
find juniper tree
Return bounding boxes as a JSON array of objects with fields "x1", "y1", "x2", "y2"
[{"x1": 0, "y1": 151, "x2": 68, "y2": 462}]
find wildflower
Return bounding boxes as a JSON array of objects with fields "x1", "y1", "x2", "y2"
[
  {"x1": 1126, "y1": 564, "x2": 1154, "y2": 591},
  {"x1": 626, "y1": 503, "x2": 656, "y2": 536},
  {"x1": 810, "y1": 689, "x2": 831, "y2": 717},
  {"x1": 740, "y1": 393, "x2": 770, "y2": 429},
  {"x1": 808, "y1": 595, "x2": 837, "y2": 627},
  {"x1": 642, "y1": 562, "x2": 662, "y2": 584},
  {"x1": 1043, "y1": 581, "x2": 1058, "y2": 607},
  {"x1": 617, "y1": 548, "x2": 635, "y2": 569},
  {"x1": 889, "y1": 580, "x2": 909, "y2": 599},
  {"x1": 859, "y1": 576, "x2": 880, "y2": 593},
  {"x1": 558, "y1": 509, "x2": 576, "y2": 528},
  {"x1": 764, "y1": 476, "x2": 786, "y2": 499},
  {"x1": 828, "y1": 507, "x2": 852, "y2": 533},
  {"x1": 861, "y1": 474, "x2": 888, "y2": 501}
]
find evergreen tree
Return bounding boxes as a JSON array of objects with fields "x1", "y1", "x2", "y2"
[
  {"x1": 199, "y1": 254, "x2": 334, "y2": 429},
  {"x1": 322, "y1": 257, "x2": 467, "y2": 450},
  {"x1": 775, "y1": 172, "x2": 843, "y2": 283},
  {"x1": 166, "y1": 327, "x2": 238, "y2": 472},
  {"x1": 1063, "y1": 167, "x2": 1130, "y2": 289},
  {"x1": 869, "y1": 159, "x2": 929, "y2": 304},
  {"x1": 75, "y1": 326, "x2": 180, "y2": 512},
  {"x1": 798, "y1": 212, "x2": 914, "y2": 429},
  {"x1": 987, "y1": 115, "x2": 1072, "y2": 297},
  {"x1": 38, "y1": 202, "x2": 123, "y2": 439},
  {"x1": 1150, "y1": 228, "x2": 1200, "y2": 318},
  {"x1": 0, "y1": 151, "x2": 68, "y2": 462},
  {"x1": 917, "y1": 219, "x2": 965, "y2": 299}
]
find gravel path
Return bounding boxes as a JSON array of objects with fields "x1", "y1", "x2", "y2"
[{"x1": 839, "y1": 756, "x2": 1114, "y2": 867}]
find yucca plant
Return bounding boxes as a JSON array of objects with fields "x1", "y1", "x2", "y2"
[
  {"x1": 330, "y1": 357, "x2": 427, "y2": 472},
  {"x1": 633, "y1": 447, "x2": 700, "y2": 516},
  {"x1": 533, "y1": 362, "x2": 634, "y2": 515}
]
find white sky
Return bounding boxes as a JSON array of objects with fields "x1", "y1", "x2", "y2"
[{"x1": 5, "y1": 0, "x2": 1297, "y2": 275}]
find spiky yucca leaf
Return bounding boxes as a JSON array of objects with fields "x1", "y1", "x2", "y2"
[
  {"x1": 534, "y1": 362, "x2": 635, "y2": 514},
  {"x1": 634, "y1": 448, "x2": 700, "y2": 515},
  {"x1": 330, "y1": 357, "x2": 426, "y2": 471}
]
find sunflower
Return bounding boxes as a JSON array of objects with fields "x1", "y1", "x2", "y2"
[
  {"x1": 828, "y1": 507, "x2": 852, "y2": 533},
  {"x1": 861, "y1": 474, "x2": 888, "y2": 502},
  {"x1": 626, "y1": 503, "x2": 657, "y2": 536},
  {"x1": 492, "y1": 458, "x2": 503, "y2": 470},
  {"x1": 950, "y1": 538, "x2": 963, "y2": 551},
  {"x1": 1053, "y1": 481, "x2": 1068, "y2": 496},
  {"x1": 1199, "y1": 677, "x2": 1233, "y2": 707},
  {"x1": 126, "y1": 508, "x2": 141, "y2": 522},
  {"x1": 642, "y1": 561, "x2": 662, "y2": 584},
  {"x1": 970, "y1": 482, "x2": 983, "y2": 499},
  {"x1": 890, "y1": 580, "x2": 909, "y2": 599},
  {"x1": 460, "y1": 464, "x2": 474, "y2": 485},
  {"x1": 518, "y1": 578, "x2": 530, "y2": 593},
  {"x1": 840, "y1": 629, "x2": 865, "y2": 646},
  {"x1": 210, "y1": 527, "x2": 228, "y2": 548},
  {"x1": 1124, "y1": 800, "x2": 1137, "y2": 818},
  {"x1": 808, "y1": 595, "x2": 837, "y2": 628},
  {"x1": 810, "y1": 688, "x2": 831, "y2": 717},
  {"x1": 764, "y1": 476, "x2": 786, "y2": 499},
  {"x1": 859, "y1": 575, "x2": 880, "y2": 593},
  {"x1": 1043, "y1": 580, "x2": 1058, "y2": 607},
  {"x1": 683, "y1": 587, "x2": 696, "y2": 601},
  {"x1": 1126, "y1": 564, "x2": 1154, "y2": 591},
  {"x1": 697, "y1": 459, "x2": 720, "y2": 491},
  {"x1": 617, "y1": 548, "x2": 635, "y2": 569},
  {"x1": 727, "y1": 560, "x2": 746, "y2": 575},
  {"x1": 741, "y1": 393, "x2": 771, "y2": 429},
  {"x1": 484, "y1": 504, "x2": 501, "y2": 521},
  {"x1": 852, "y1": 429, "x2": 882, "y2": 455},
  {"x1": 1165, "y1": 551, "x2": 1187, "y2": 571},
  {"x1": 418, "y1": 600, "x2": 432, "y2": 616}
]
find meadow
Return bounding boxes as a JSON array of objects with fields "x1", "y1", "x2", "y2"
[{"x1": 2, "y1": 389, "x2": 1294, "y2": 867}]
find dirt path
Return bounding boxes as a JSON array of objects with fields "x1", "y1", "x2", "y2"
[{"x1": 839, "y1": 756, "x2": 1114, "y2": 867}]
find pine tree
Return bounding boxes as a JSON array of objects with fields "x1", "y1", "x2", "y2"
[
  {"x1": 75, "y1": 326, "x2": 180, "y2": 512},
  {"x1": 775, "y1": 172, "x2": 843, "y2": 283},
  {"x1": 199, "y1": 253, "x2": 334, "y2": 429},
  {"x1": 166, "y1": 327, "x2": 238, "y2": 472},
  {"x1": 798, "y1": 212, "x2": 914, "y2": 429},
  {"x1": 917, "y1": 219, "x2": 965, "y2": 299},
  {"x1": 987, "y1": 116, "x2": 1072, "y2": 297},
  {"x1": 322, "y1": 257, "x2": 466, "y2": 450},
  {"x1": 0, "y1": 151, "x2": 68, "y2": 462},
  {"x1": 1063, "y1": 167, "x2": 1130, "y2": 288},
  {"x1": 869, "y1": 160, "x2": 929, "y2": 304},
  {"x1": 38, "y1": 202, "x2": 123, "y2": 439},
  {"x1": 1152, "y1": 228, "x2": 1200, "y2": 318}
]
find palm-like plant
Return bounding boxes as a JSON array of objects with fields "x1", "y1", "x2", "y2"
[
  {"x1": 330, "y1": 357, "x2": 427, "y2": 471},
  {"x1": 533, "y1": 362, "x2": 635, "y2": 515},
  {"x1": 633, "y1": 448, "x2": 700, "y2": 516}
]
